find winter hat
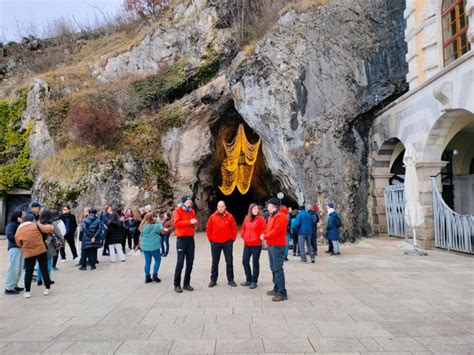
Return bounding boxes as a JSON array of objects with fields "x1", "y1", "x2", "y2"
[
  {"x1": 181, "y1": 196, "x2": 191, "y2": 204},
  {"x1": 30, "y1": 201, "x2": 42, "y2": 208},
  {"x1": 299, "y1": 205, "x2": 306, "y2": 210},
  {"x1": 327, "y1": 201, "x2": 334, "y2": 208},
  {"x1": 267, "y1": 197, "x2": 281, "y2": 207},
  {"x1": 311, "y1": 204, "x2": 319, "y2": 212}
]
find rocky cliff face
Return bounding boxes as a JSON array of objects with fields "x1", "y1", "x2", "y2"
[{"x1": 6, "y1": 0, "x2": 407, "y2": 240}]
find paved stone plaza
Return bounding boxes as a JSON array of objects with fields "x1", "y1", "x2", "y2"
[{"x1": 0, "y1": 234, "x2": 473, "y2": 354}]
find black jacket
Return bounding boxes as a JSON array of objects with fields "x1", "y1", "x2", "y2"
[
  {"x1": 6, "y1": 221, "x2": 20, "y2": 250},
  {"x1": 105, "y1": 223, "x2": 125, "y2": 244},
  {"x1": 61, "y1": 213, "x2": 78, "y2": 238}
]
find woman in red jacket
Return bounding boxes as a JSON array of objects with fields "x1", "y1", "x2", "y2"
[{"x1": 241, "y1": 203, "x2": 266, "y2": 289}]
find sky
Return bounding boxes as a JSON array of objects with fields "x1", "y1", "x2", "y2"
[{"x1": 0, "y1": 0, "x2": 125, "y2": 42}]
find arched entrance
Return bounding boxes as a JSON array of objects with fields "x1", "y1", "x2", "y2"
[{"x1": 370, "y1": 138, "x2": 406, "y2": 235}]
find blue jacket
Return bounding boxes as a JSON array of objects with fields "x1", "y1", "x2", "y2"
[
  {"x1": 141, "y1": 222, "x2": 164, "y2": 252},
  {"x1": 308, "y1": 210, "x2": 319, "y2": 236},
  {"x1": 293, "y1": 209, "x2": 314, "y2": 235},
  {"x1": 81, "y1": 214, "x2": 102, "y2": 249},
  {"x1": 6, "y1": 221, "x2": 20, "y2": 250},
  {"x1": 326, "y1": 212, "x2": 341, "y2": 241}
]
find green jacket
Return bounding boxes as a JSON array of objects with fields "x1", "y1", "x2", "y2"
[{"x1": 141, "y1": 222, "x2": 164, "y2": 252}]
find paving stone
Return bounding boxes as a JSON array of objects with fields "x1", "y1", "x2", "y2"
[
  {"x1": 203, "y1": 322, "x2": 251, "y2": 339},
  {"x1": 314, "y1": 321, "x2": 393, "y2": 338},
  {"x1": 308, "y1": 338, "x2": 367, "y2": 352},
  {"x1": 0, "y1": 342, "x2": 52, "y2": 354},
  {"x1": 61, "y1": 341, "x2": 122, "y2": 354},
  {"x1": 170, "y1": 339, "x2": 216, "y2": 353},
  {"x1": 216, "y1": 339, "x2": 264, "y2": 353},
  {"x1": 262, "y1": 338, "x2": 315, "y2": 353},
  {"x1": 372, "y1": 337, "x2": 427, "y2": 351},
  {"x1": 149, "y1": 324, "x2": 204, "y2": 339},
  {"x1": 41, "y1": 341, "x2": 74, "y2": 354},
  {"x1": 115, "y1": 340, "x2": 173, "y2": 354}
]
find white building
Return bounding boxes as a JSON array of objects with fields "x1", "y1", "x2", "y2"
[{"x1": 371, "y1": 0, "x2": 474, "y2": 252}]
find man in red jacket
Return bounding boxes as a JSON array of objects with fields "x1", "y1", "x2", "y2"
[
  {"x1": 261, "y1": 197, "x2": 288, "y2": 301},
  {"x1": 206, "y1": 201, "x2": 238, "y2": 287},
  {"x1": 173, "y1": 196, "x2": 198, "y2": 293}
]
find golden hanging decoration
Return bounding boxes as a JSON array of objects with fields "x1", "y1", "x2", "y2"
[{"x1": 219, "y1": 124, "x2": 261, "y2": 195}]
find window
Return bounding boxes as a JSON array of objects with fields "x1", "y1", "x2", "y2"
[{"x1": 442, "y1": 0, "x2": 470, "y2": 66}]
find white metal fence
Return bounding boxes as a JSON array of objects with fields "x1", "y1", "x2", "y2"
[
  {"x1": 384, "y1": 184, "x2": 407, "y2": 237},
  {"x1": 432, "y1": 177, "x2": 474, "y2": 254}
]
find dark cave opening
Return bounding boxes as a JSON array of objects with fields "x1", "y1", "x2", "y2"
[{"x1": 202, "y1": 104, "x2": 297, "y2": 225}]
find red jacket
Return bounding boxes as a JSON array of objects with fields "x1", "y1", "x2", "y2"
[
  {"x1": 241, "y1": 215, "x2": 266, "y2": 246},
  {"x1": 263, "y1": 208, "x2": 288, "y2": 246},
  {"x1": 173, "y1": 205, "x2": 198, "y2": 237},
  {"x1": 206, "y1": 211, "x2": 238, "y2": 243}
]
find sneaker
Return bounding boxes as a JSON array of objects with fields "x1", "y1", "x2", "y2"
[
  {"x1": 300, "y1": 260, "x2": 308, "y2": 263},
  {"x1": 266, "y1": 290, "x2": 277, "y2": 296},
  {"x1": 73, "y1": 256, "x2": 79, "y2": 262},
  {"x1": 272, "y1": 295, "x2": 288, "y2": 302},
  {"x1": 44, "y1": 289, "x2": 50, "y2": 296},
  {"x1": 128, "y1": 250, "x2": 134, "y2": 255},
  {"x1": 208, "y1": 281, "x2": 217, "y2": 288},
  {"x1": 60, "y1": 259, "x2": 66, "y2": 263},
  {"x1": 174, "y1": 286, "x2": 183, "y2": 293},
  {"x1": 53, "y1": 267, "x2": 60, "y2": 271},
  {"x1": 284, "y1": 257, "x2": 289, "y2": 262},
  {"x1": 311, "y1": 259, "x2": 316, "y2": 263},
  {"x1": 50, "y1": 281, "x2": 55, "y2": 285},
  {"x1": 325, "y1": 250, "x2": 332, "y2": 253},
  {"x1": 24, "y1": 292, "x2": 31, "y2": 298},
  {"x1": 249, "y1": 282, "x2": 257, "y2": 289},
  {"x1": 121, "y1": 259, "x2": 126, "y2": 262},
  {"x1": 330, "y1": 252, "x2": 337, "y2": 256},
  {"x1": 5, "y1": 289, "x2": 19, "y2": 295},
  {"x1": 78, "y1": 266, "x2": 87, "y2": 270},
  {"x1": 37, "y1": 280, "x2": 43, "y2": 286},
  {"x1": 240, "y1": 281, "x2": 251, "y2": 287},
  {"x1": 228, "y1": 281, "x2": 237, "y2": 287},
  {"x1": 14, "y1": 287, "x2": 24, "y2": 292},
  {"x1": 183, "y1": 285, "x2": 194, "y2": 291},
  {"x1": 90, "y1": 266, "x2": 97, "y2": 270}
]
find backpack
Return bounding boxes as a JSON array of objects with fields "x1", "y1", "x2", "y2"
[{"x1": 335, "y1": 214, "x2": 342, "y2": 228}]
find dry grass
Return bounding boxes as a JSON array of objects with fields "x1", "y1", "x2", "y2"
[{"x1": 39, "y1": 143, "x2": 113, "y2": 185}]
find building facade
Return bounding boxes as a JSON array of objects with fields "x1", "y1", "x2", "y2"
[{"x1": 370, "y1": 0, "x2": 474, "y2": 250}]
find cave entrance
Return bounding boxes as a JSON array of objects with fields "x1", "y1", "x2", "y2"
[{"x1": 202, "y1": 105, "x2": 297, "y2": 225}]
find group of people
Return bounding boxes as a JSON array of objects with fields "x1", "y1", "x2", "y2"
[{"x1": 4, "y1": 195, "x2": 342, "y2": 303}]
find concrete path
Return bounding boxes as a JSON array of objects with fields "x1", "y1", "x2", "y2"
[{"x1": 0, "y1": 234, "x2": 473, "y2": 354}]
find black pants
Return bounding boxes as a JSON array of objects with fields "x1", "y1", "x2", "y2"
[
  {"x1": 327, "y1": 239, "x2": 333, "y2": 252},
  {"x1": 127, "y1": 231, "x2": 140, "y2": 249},
  {"x1": 291, "y1": 233, "x2": 299, "y2": 254},
  {"x1": 311, "y1": 233, "x2": 318, "y2": 255},
  {"x1": 81, "y1": 248, "x2": 97, "y2": 268},
  {"x1": 174, "y1": 237, "x2": 195, "y2": 287},
  {"x1": 60, "y1": 233, "x2": 78, "y2": 260},
  {"x1": 24, "y1": 252, "x2": 51, "y2": 292},
  {"x1": 242, "y1": 245, "x2": 262, "y2": 283},
  {"x1": 210, "y1": 240, "x2": 234, "y2": 283}
]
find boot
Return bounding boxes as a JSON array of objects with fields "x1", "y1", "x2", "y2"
[
  {"x1": 152, "y1": 274, "x2": 161, "y2": 283},
  {"x1": 145, "y1": 275, "x2": 152, "y2": 283}
]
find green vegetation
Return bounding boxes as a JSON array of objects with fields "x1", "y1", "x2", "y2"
[
  {"x1": 126, "y1": 61, "x2": 186, "y2": 116},
  {"x1": 0, "y1": 91, "x2": 34, "y2": 197},
  {"x1": 192, "y1": 43, "x2": 221, "y2": 88}
]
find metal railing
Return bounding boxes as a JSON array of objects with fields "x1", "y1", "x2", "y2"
[
  {"x1": 432, "y1": 177, "x2": 474, "y2": 254},
  {"x1": 384, "y1": 184, "x2": 407, "y2": 237}
]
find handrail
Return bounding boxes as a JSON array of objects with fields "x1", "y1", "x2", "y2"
[{"x1": 431, "y1": 177, "x2": 474, "y2": 254}]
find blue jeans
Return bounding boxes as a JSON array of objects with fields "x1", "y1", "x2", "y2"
[
  {"x1": 332, "y1": 241, "x2": 340, "y2": 254},
  {"x1": 161, "y1": 235, "x2": 170, "y2": 255},
  {"x1": 143, "y1": 249, "x2": 161, "y2": 276},
  {"x1": 37, "y1": 255, "x2": 53, "y2": 282},
  {"x1": 283, "y1": 234, "x2": 290, "y2": 258},
  {"x1": 298, "y1": 234, "x2": 315, "y2": 262},
  {"x1": 5, "y1": 248, "x2": 24, "y2": 290},
  {"x1": 268, "y1": 245, "x2": 287, "y2": 297}
]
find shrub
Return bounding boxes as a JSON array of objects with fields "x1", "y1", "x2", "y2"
[
  {"x1": 0, "y1": 91, "x2": 33, "y2": 196},
  {"x1": 126, "y1": 61, "x2": 186, "y2": 116},
  {"x1": 123, "y1": 0, "x2": 170, "y2": 24},
  {"x1": 67, "y1": 103, "x2": 119, "y2": 146}
]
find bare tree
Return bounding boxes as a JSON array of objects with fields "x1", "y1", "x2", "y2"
[{"x1": 123, "y1": 0, "x2": 170, "y2": 24}]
